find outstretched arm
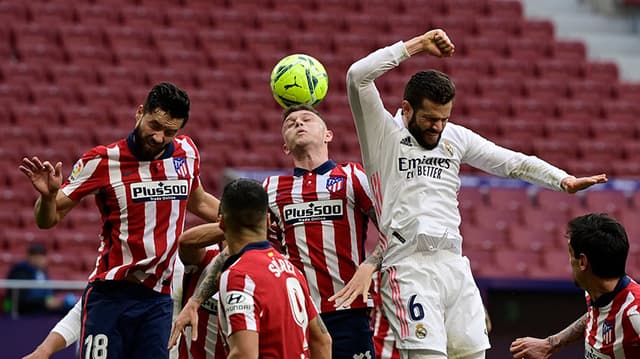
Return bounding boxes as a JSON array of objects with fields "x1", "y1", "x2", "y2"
[
  {"x1": 329, "y1": 238, "x2": 384, "y2": 308},
  {"x1": 561, "y1": 175, "x2": 608, "y2": 194},
  {"x1": 509, "y1": 313, "x2": 586, "y2": 359},
  {"x1": 178, "y1": 222, "x2": 225, "y2": 265},
  {"x1": 22, "y1": 299, "x2": 82, "y2": 359}
]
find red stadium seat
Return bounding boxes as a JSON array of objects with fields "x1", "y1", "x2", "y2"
[
  {"x1": 535, "y1": 58, "x2": 583, "y2": 80},
  {"x1": 0, "y1": 63, "x2": 48, "y2": 86},
  {"x1": 486, "y1": 187, "x2": 533, "y2": 212},
  {"x1": 476, "y1": 78, "x2": 524, "y2": 99},
  {"x1": 74, "y1": 4, "x2": 121, "y2": 26},
  {"x1": 535, "y1": 189, "x2": 583, "y2": 213},
  {"x1": 105, "y1": 27, "x2": 153, "y2": 52},
  {"x1": 588, "y1": 121, "x2": 637, "y2": 142},
  {"x1": 462, "y1": 36, "x2": 508, "y2": 59},
  {"x1": 506, "y1": 38, "x2": 551, "y2": 61},
  {"x1": 461, "y1": 98, "x2": 510, "y2": 121},
  {"x1": 27, "y1": 2, "x2": 76, "y2": 26},
  {"x1": 582, "y1": 190, "x2": 629, "y2": 215},
  {"x1": 443, "y1": 0, "x2": 488, "y2": 18},
  {"x1": 48, "y1": 64, "x2": 100, "y2": 88},
  {"x1": 66, "y1": 45, "x2": 114, "y2": 67},
  {"x1": 556, "y1": 100, "x2": 601, "y2": 120},
  {"x1": 549, "y1": 40, "x2": 587, "y2": 62},
  {"x1": 0, "y1": 2, "x2": 29, "y2": 24},
  {"x1": 582, "y1": 61, "x2": 619, "y2": 82},
  {"x1": 577, "y1": 140, "x2": 626, "y2": 162},
  {"x1": 564, "y1": 158, "x2": 612, "y2": 178},
  {"x1": 522, "y1": 79, "x2": 569, "y2": 102},
  {"x1": 164, "y1": 7, "x2": 212, "y2": 31},
  {"x1": 146, "y1": 68, "x2": 196, "y2": 90},
  {"x1": 486, "y1": 0, "x2": 523, "y2": 18},
  {"x1": 542, "y1": 121, "x2": 590, "y2": 143},
  {"x1": 210, "y1": 8, "x2": 257, "y2": 33},
  {"x1": 539, "y1": 250, "x2": 572, "y2": 279},
  {"x1": 498, "y1": 119, "x2": 545, "y2": 139},
  {"x1": 510, "y1": 98, "x2": 557, "y2": 120},
  {"x1": 566, "y1": 79, "x2": 613, "y2": 102},
  {"x1": 507, "y1": 224, "x2": 558, "y2": 252},
  {"x1": 29, "y1": 84, "x2": 81, "y2": 108},
  {"x1": 473, "y1": 206, "x2": 522, "y2": 231},
  {"x1": 493, "y1": 248, "x2": 543, "y2": 278},
  {"x1": 288, "y1": 32, "x2": 333, "y2": 57},
  {"x1": 97, "y1": 66, "x2": 147, "y2": 90},
  {"x1": 15, "y1": 43, "x2": 66, "y2": 67},
  {"x1": 244, "y1": 31, "x2": 291, "y2": 54},
  {"x1": 611, "y1": 82, "x2": 640, "y2": 102},
  {"x1": 78, "y1": 85, "x2": 134, "y2": 113},
  {"x1": 520, "y1": 205, "x2": 569, "y2": 234},
  {"x1": 343, "y1": 12, "x2": 389, "y2": 34},
  {"x1": 197, "y1": 29, "x2": 242, "y2": 56},
  {"x1": 460, "y1": 223, "x2": 509, "y2": 251},
  {"x1": 255, "y1": 11, "x2": 303, "y2": 33},
  {"x1": 622, "y1": 142, "x2": 640, "y2": 161},
  {"x1": 601, "y1": 100, "x2": 637, "y2": 123},
  {"x1": 151, "y1": 28, "x2": 199, "y2": 52},
  {"x1": 518, "y1": 19, "x2": 555, "y2": 41},
  {"x1": 119, "y1": 5, "x2": 167, "y2": 29},
  {"x1": 490, "y1": 58, "x2": 537, "y2": 81}
]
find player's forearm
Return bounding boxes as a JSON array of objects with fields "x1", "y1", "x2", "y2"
[
  {"x1": 363, "y1": 239, "x2": 384, "y2": 271},
  {"x1": 34, "y1": 195, "x2": 59, "y2": 229},
  {"x1": 180, "y1": 223, "x2": 225, "y2": 248},
  {"x1": 192, "y1": 250, "x2": 229, "y2": 304},
  {"x1": 309, "y1": 317, "x2": 332, "y2": 359},
  {"x1": 32, "y1": 332, "x2": 67, "y2": 357},
  {"x1": 547, "y1": 313, "x2": 586, "y2": 353}
]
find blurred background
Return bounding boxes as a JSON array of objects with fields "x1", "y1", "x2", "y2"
[{"x1": 0, "y1": 0, "x2": 639, "y2": 357}]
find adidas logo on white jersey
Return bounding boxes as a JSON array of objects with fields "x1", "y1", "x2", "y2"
[{"x1": 400, "y1": 136, "x2": 413, "y2": 146}]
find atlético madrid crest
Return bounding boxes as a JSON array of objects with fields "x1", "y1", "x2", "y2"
[
  {"x1": 173, "y1": 158, "x2": 189, "y2": 178},
  {"x1": 326, "y1": 177, "x2": 344, "y2": 192}
]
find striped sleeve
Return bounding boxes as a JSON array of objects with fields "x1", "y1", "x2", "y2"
[
  {"x1": 220, "y1": 270, "x2": 258, "y2": 336},
  {"x1": 350, "y1": 162, "x2": 374, "y2": 214},
  {"x1": 61, "y1": 146, "x2": 109, "y2": 201}
]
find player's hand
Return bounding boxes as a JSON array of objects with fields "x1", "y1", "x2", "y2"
[
  {"x1": 19, "y1": 157, "x2": 63, "y2": 198},
  {"x1": 328, "y1": 262, "x2": 376, "y2": 308},
  {"x1": 509, "y1": 337, "x2": 553, "y2": 359},
  {"x1": 561, "y1": 174, "x2": 607, "y2": 194},
  {"x1": 421, "y1": 29, "x2": 455, "y2": 58},
  {"x1": 168, "y1": 299, "x2": 200, "y2": 349}
]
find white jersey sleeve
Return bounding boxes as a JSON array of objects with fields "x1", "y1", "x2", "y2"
[
  {"x1": 347, "y1": 41, "x2": 408, "y2": 172},
  {"x1": 454, "y1": 124, "x2": 569, "y2": 191},
  {"x1": 51, "y1": 299, "x2": 82, "y2": 347}
]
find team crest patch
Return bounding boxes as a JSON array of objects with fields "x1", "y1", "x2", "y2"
[
  {"x1": 415, "y1": 323, "x2": 428, "y2": 339},
  {"x1": 602, "y1": 320, "x2": 613, "y2": 345},
  {"x1": 173, "y1": 157, "x2": 189, "y2": 178},
  {"x1": 443, "y1": 140, "x2": 454, "y2": 157},
  {"x1": 69, "y1": 160, "x2": 84, "y2": 181},
  {"x1": 326, "y1": 177, "x2": 345, "y2": 192}
]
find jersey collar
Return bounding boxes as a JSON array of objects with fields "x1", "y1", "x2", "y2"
[
  {"x1": 222, "y1": 241, "x2": 272, "y2": 271},
  {"x1": 293, "y1": 160, "x2": 336, "y2": 177},
  {"x1": 591, "y1": 275, "x2": 631, "y2": 307},
  {"x1": 126, "y1": 131, "x2": 175, "y2": 161}
]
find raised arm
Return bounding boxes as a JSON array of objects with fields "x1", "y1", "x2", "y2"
[
  {"x1": 178, "y1": 222, "x2": 225, "y2": 265},
  {"x1": 22, "y1": 299, "x2": 82, "y2": 359},
  {"x1": 19, "y1": 157, "x2": 77, "y2": 228}
]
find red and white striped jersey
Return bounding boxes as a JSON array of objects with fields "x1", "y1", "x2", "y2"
[
  {"x1": 263, "y1": 160, "x2": 375, "y2": 313},
  {"x1": 179, "y1": 246, "x2": 225, "y2": 359},
  {"x1": 218, "y1": 242, "x2": 318, "y2": 359},
  {"x1": 61, "y1": 133, "x2": 201, "y2": 294},
  {"x1": 585, "y1": 276, "x2": 640, "y2": 358}
]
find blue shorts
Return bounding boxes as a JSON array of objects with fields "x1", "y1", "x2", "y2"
[
  {"x1": 320, "y1": 308, "x2": 375, "y2": 359},
  {"x1": 80, "y1": 280, "x2": 173, "y2": 359}
]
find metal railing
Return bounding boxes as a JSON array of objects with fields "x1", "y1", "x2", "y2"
[{"x1": 0, "y1": 279, "x2": 86, "y2": 319}]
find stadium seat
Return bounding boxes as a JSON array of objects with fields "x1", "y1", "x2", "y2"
[
  {"x1": 164, "y1": 7, "x2": 212, "y2": 31},
  {"x1": 582, "y1": 190, "x2": 629, "y2": 215},
  {"x1": 65, "y1": 45, "x2": 114, "y2": 67},
  {"x1": 520, "y1": 205, "x2": 569, "y2": 233},
  {"x1": 476, "y1": 78, "x2": 524, "y2": 99},
  {"x1": 0, "y1": 2, "x2": 29, "y2": 25},
  {"x1": 151, "y1": 28, "x2": 199, "y2": 52},
  {"x1": 473, "y1": 206, "x2": 522, "y2": 232},
  {"x1": 506, "y1": 38, "x2": 551, "y2": 61},
  {"x1": 443, "y1": 0, "x2": 488, "y2": 19},
  {"x1": 15, "y1": 43, "x2": 66, "y2": 67},
  {"x1": 244, "y1": 31, "x2": 291, "y2": 54},
  {"x1": 518, "y1": 19, "x2": 555, "y2": 41},
  {"x1": 498, "y1": 119, "x2": 545, "y2": 139},
  {"x1": 582, "y1": 61, "x2": 619, "y2": 82},
  {"x1": 535, "y1": 58, "x2": 583, "y2": 80},
  {"x1": 611, "y1": 82, "x2": 640, "y2": 102},
  {"x1": 542, "y1": 121, "x2": 591, "y2": 143},
  {"x1": 556, "y1": 99, "x2": 601, "y2": 120},
  {"x1": 535, "y1": 189, "x2": 583, "y2": 213},
  {"x1": 27, "y1": 2, "x2": 76, "y2": 26},
  {"x1": 566, "y1": 79, "x2": 612, "y2": 103},
  {"x1": 622, "y1": 142, "x2": 640, "y2": 161},
  {"x1": 601, "y1": 100, "x2": 637, "y2": 123},
  {"x1": 74, "y1": 4, "x2": 121, "y2": 26},
  {"x1": 510, "y1": 98, "x2": 556, "y2": 120},
  {"x1": 59, "y1": 107, "x2": 111, "y2": 128},
  {"x1": 489, "y1": 58, "x2": 537, "y2": 81},
  {"x1": 522, "y1": 79, "x2": 568, "y2": 102},
  {"x1": 461, "y1": 98, "x2": 510, "y2": 121},
  {"x1": 493, "y1": 248, "x2": 543, "y2": 278},
  {"x1": 460, "y1": 223, "x2": 509, "y2": 251},
  {"x1": 507, "y1": 224, "x2": 558, "y2": 252},
  {"x1": 342, "y1": 12, "x2": 389, "y2": 34},
  {"x1": 119, "y1": 5, "x2": 167, "y2": 29},
  {"x1": 0, "y1": 63, "x2": 48, "y2": 86},
  {"x1": 105, "y1": 27, "x2": 153, "y2": 52},
  {"x1": 589, "y1": 121, "x2": 636, "y2": 142},
  {"x1": 549, "y1": 40, "x2": 587, "y2": 62},
  {"x1": 486, "y1": 187, "x2": 533, "y2": 212},
  {"x1": 210, "y1": 8, "x2": 257, "y2": 33},
  {"x1": 565, "y1": 158, "x2": 612, "y2": 178},
  {"x1": 539, "y1": 250, "x2": 572, "y2": 279},
  {"x1": 255, "y1": 11, "x2": 303, "y2": 33},
  {"x1": 577, "y1": 140, "x2": 626, "y2": 162},
  {"x1": 461, "y1": 36, "x2": 508, "y2": 59},
  {"x1": 159, "y1": 48, "x2": 209, "y2": 68},
  {"x1": 486, "y1": 0, "x2": 523, "y2": 18},
  {"x1": 29, "y1": 84, "x2": 81, "y2": 108},
  {"x1": 48, "y1": 64, "x2": 100, "y2": 88}
]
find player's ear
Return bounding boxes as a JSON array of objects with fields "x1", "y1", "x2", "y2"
[
  {"x1": 135, "y1": 105, "x2": 144, "y2": 124},
  {"x1": 401, "y1": 100, "x2": 413, "y2": 125},
  {"x1": 218, "y1": 215, "x2": 226, "y2": 232},
  {"x1": 324, "y1": 129, "x2": 333, "y2": 144},
  {"x1": 282, "y1": 143, "x2": 290, "y2": 155}
]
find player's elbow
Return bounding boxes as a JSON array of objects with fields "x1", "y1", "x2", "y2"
[{"x1": 309, "y1": 333, "x2": 332, "y2": 359}]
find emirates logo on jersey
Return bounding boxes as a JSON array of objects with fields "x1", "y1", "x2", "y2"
[{"x1": 326, "y1": 177, "x2": 345, "y2": 192}]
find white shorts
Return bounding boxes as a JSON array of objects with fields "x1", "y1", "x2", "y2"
[{"x1": 380, "y1": 249, "x2": 490, "y2": 357}]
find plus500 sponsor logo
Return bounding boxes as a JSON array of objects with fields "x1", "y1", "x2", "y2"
[
  {"x1": 130, "y1": 180, "x2": 189, "y2": 202},
  {"x1": 283, "y1": 199, "x2": 343, "y2": 224}
]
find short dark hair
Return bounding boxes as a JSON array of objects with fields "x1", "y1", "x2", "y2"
[
  {"x1": 220, "y1": 178, "x2": 268, "y2": 232},
  {"x1": 403, "y1": 70, "x2": 456, "y2": 111},
  {"x1": 282, "y1": 103, "x2": 322, "y2": 122},
  {"x1": 567, "y1": 213, "x2": 629, "y2": 278},
  {"x1": 143, "y1": 82, "x2": 190, "y2": 127}
]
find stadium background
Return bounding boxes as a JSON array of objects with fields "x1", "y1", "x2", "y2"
[{"x1": 0, "y1": 0, "x2": 639, "y2": 357}]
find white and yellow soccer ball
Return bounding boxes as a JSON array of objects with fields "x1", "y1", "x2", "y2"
[{"x1": 270, "y1": 53, "x2": 329, "y2": 108}]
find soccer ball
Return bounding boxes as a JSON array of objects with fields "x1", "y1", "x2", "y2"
[{"x1": 270, "y1": 54, "x2": 329, "y2": 108}]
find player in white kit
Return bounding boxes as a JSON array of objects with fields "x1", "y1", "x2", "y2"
[{"x1": 345, "y1": 28, "x2": 608, "y2": 359}]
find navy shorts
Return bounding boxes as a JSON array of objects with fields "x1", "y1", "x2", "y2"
[
  {"x1": 320, "y1": 308, "x2": 375, "y2": 359},
  {"x1": 80, "y1": 280, "x2": 173, "y2": 359}
]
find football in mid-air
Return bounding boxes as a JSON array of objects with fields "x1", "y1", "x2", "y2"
[{"x1": 270, "y1": 54, "x2": 329, "y2": 108}]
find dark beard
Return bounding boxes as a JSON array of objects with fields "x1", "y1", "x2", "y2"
[
  {"x1": 408, "y1": 117, "x2": 440, "y2": 150},
  {"x1": 133, "y1": 127, "x2": 167, "y2": 160}
]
